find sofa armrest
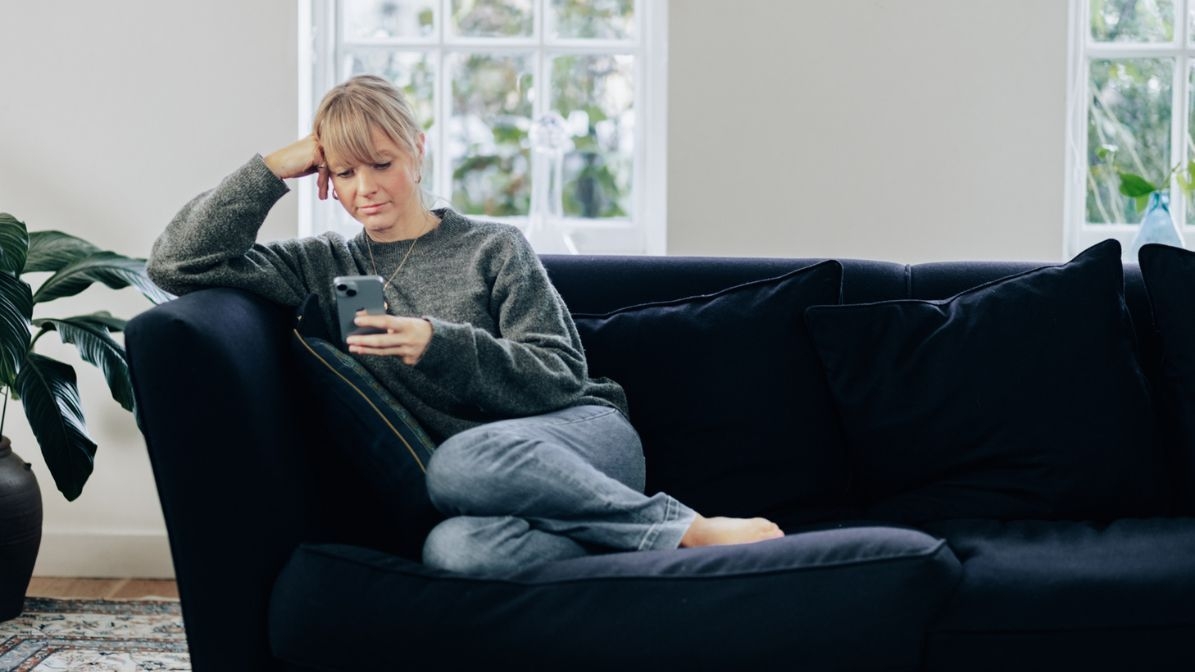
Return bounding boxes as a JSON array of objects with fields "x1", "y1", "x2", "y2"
[{"x1": 127, "y1": 288, "x2": 304, "y2": 672}]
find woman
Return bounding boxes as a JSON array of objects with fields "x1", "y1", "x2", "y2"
[{"x1": 149, "y1": 75, "x2": 783, "y2": 575}]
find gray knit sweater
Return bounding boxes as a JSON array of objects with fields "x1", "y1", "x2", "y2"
[{"x1": 148, "y1": 155, "x2": 627, "y2": 442}]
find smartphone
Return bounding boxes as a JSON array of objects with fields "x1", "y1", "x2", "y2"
[{"x1": 333, "y1": 275, "x2": 387, "y2": 344}]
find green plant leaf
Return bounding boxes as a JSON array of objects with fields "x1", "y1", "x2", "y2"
[
  {"x1": 0, "y1": 272, "x2": 33, "y2": 389},
  {"x1": 1179, "y1": 172, "x2": 1195, "y2": 196},
  {"x1": 1136, "y1": 194, "x2": 1151, "y2": 212},
  {"x1": 1181, "y1": 161, "x2": 1195, "y2": 198},
  {"x1": 16, "y1": 353, "x2": 95, "y2": 501},
  {"x1": 1118, "y1": 172, "x2": 1159, "y2": 198},
  {"x1": 33, "y1": 313, "x2": 134, "y2": 412},
  {"x1": 0, "y1": 214, "x2": 30, "y2": 276},
  {"x1": 24, "y1": 231, "x2": 101, "y2": 274},
  {"x1": 32, "y1": 251, "x2": 173, "y2": 305},
  {"x1": 70, "y1": 311, "x2": 126, "y2": 333}
]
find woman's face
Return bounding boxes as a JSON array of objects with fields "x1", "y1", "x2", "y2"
[{"x1": 325, "y1": 126, "x2": 423, "y2": 241}]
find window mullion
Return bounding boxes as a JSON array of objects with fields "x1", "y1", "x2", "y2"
[
  {"x1": 439, "y1": 37, "x2": 540, "y2": 49},
  {"x1": 536, "y1": 0, "x2": 547, "y2": 120},
  {"x1": 1088, "y1": 44, "x2": 1185, "y2": 58},
  {"x1": 436, "y1": 0, "x2": 450, "y2": 208},
  {"x1": 1172, "y1": 0, "x2": 1185, "y2": 196},
  {"x1": 1176, "y1": 0, "x2": 1191, "y2": 230},
  {"x1": 1171, "y1": 52, "x2": 1187, "y2": 229},
  {"x1": 1180, "y1": 0, "x2": 1191, "y2": 47},
  {"x1": 632, "y1": 0, "x2": 646, "y2": 252}
]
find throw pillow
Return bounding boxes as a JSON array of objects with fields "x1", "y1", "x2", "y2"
[
  {"x1": 572, "y1": 261, "x2": 850, "y2": 524},
  {"x1": 1137, "y1": 243, "x2": 1195, "y2": 512},
  {"x1": 291, "y1": 294, "x2": 441, "y2": 558},
  {"x1": 804, "y1": 239, "x2": 1164, "y2": 522}
]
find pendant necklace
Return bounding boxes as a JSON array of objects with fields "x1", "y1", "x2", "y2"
[{"x1": 365, "y1": 216, "x2": 431, "y2": 313}]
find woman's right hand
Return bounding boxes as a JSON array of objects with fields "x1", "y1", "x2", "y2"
[{"x1": 264, "y1": 134, "x2": 331, "y2": 199}]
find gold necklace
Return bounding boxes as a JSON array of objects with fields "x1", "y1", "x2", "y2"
[{"x1": 365, "y1": 215, "x2": 433, "y2": 312}]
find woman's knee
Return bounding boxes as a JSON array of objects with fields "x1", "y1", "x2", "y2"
[
  {"x1": 421, "y1": 516, "x2": 535, "y2": 576},
  {"x1": 422, "y1": 516, "x2": 589, "y2": 576},
  {"x1": 422, "y1": 517, "x2": 492, "y2": 574},
  {"x1": 425, "y1": 427, "x2": 527, "y2": 510}
]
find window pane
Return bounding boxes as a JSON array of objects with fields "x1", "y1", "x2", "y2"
[
  {"x1": 342, "y1": 51, "x2": 438, "y2": 194},
  {"x1": 1090, "y1": 0, "x2": 1174, "y2": 43},
  {"x1": 1187, "y1": 64, "x2": 1195, "y2": 226},
  {"x1": 1190, "y1": 2, "x2": 1195, "y2": 45},
  {"x1": 450, "y1": 0, "x2": 533, "y2": 38},
  {"x1": 342, "y1": 51, "x2": 436, "y2": 129},
  {"x1": 551, "y1": 54, "x2": 634, "y2": 218},
  {"x1": 550, "y1": 0, "x2": 634, "y2": 40},
  {"x1": 343, "y1": 0, "x2": 436, "y2": 40},
  {"x1": 1087, "y1": 58, "x2": 1173, "y2": 224},
  {"x1": 448, "y1": 53, "x2": 533, "y2": 216}
]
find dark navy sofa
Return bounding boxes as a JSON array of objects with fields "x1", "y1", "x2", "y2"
[{"x1": 126, "y1": 244, "x2": 1195, "y2": 671}]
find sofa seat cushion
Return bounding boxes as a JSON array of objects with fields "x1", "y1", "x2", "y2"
[
  {"x1": 268, "y1": 527, "x2": 961, "y2": 671},
  {"x1": 922, "y1": 518, "x2": 1195, "y2": 671},
  {"x1": 924, "y1": 517, "x2": 1195, "y2": 632}
]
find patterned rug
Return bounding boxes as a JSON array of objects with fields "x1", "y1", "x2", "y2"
[{"x1": 0, "y1": 598, "x2": 189, "y2": 671}]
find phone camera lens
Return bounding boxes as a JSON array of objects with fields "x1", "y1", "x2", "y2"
[
  {"x1": 336, "y1": 283, "x2": 348, "y2": 292},
  {"x1": 346, "y1": 289, "x2": 357, "y2": 297}
]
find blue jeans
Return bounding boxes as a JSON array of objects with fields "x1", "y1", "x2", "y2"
[{"x1": 422, "y1": 405, "x2": 697, "y2": 575}]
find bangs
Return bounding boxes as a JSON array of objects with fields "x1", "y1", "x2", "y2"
[
  {"x1": 312, "y1": 75, "x2": 423, "y2": 169},
  {"x1": 318, "y1": 106, "x2": 390, "y2": 168}
]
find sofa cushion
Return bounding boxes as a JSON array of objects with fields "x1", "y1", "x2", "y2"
[
  {"x1": 804, "y1": 239, "x2": 1164, "y2": 522},
  {"x1": 1138, "y1": 243, "x2": 1195, "y2": 512},
  {"x1": 291, "y1": 301, "x2": 441, "y2": 559},
  {"x1": 572, "y1": 261, "x2": 850, "y2": 525},
  {"x1": 921, "y1": 517, "x2": 1195, "y2": 671},
  {"x1": 924, "y1": 517, "x2": 1195, "y2": 631},
  {"x1": 268, "y1": 527, "x2": 961, "y2": 670}
]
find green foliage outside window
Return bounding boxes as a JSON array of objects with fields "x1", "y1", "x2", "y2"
[{"x1": 342, "y1": 0, "x2": 636, "y2": 221}]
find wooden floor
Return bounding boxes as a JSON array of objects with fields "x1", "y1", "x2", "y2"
[{"x1": 26, "y1": 578, "x2": 179, "y2": 600}]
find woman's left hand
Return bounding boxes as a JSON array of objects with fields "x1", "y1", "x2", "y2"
[{"x1": 347, "y1": 315, "x2": 433, "y2": 365}]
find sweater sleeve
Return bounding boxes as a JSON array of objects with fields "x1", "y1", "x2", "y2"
[
  {"x1": 414, "y1": 229, "x2": 588, "y2": 416},
  {"x1": 147, "y1": 155, "x2": 311, "y2": 307}
]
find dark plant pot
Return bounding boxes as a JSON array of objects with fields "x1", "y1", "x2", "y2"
[{"x1": 0, "y1": 436, "x2": 42, "y2": 622}]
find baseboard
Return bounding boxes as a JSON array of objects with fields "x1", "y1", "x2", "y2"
[{"x1": 32, "y1": 530, "x2": 175, "y2": 579}]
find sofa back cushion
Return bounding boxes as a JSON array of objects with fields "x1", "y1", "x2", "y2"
[
  {"x1": 804, "y1": 239, "x2": 1166, "y2": 522},
  {"x1": 572, "y1": 261, "x2": 850, "y2": 525},
  {"x1": 1138, "y1": 243, "x2": 1195, "y2": 513},
  {"x1": 291, "y1": 295, "x2": 442, "y2": 560}
]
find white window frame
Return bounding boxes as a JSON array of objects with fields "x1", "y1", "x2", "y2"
[
  {"x1": 298, "y1": 0, "x2": 668, "y2": 255},
  {"x1": 1066, "y1": 0, "x2": 1195, "y2": 257}
]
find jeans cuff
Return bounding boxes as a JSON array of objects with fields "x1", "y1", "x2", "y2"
[{"x1": 637, "y1": 495, "x2": 698, "y2": 551}]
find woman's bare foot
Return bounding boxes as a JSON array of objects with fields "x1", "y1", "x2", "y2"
[{"x1": 679, "y1": 515, "x2": 785, "y2": 548}]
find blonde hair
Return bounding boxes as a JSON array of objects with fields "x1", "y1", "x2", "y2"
[{"x1": 313, "y1": 75, "x2": 424, "y2": 173}]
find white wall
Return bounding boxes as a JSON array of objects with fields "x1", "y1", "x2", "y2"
[
  {"x1": 668, "y1": 0, "x2": 1069, "y2": 263},
  {"x1": 0, "y1": 1, "x2": 1071, "y2": 577},
  {"x1": 0, "y1": 1, "x2": 298, "y2": 577}
]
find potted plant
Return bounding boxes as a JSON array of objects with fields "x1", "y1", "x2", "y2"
[
  {"x1": 1097, "y1": 145, "x2": 1195, "y2": 257},
  {"x1": 0, "y1": 212, "x2": 169, "y2": 620}
]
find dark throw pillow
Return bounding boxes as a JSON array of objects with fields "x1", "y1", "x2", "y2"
[
  {"x1": 291, "y1": 294, "x2": 441, "y2": 559},
  {"x1": 1138, "y1": 243, "x2": 1195, "y2": 512},
  {"x1": 573, "y1": 261, "x2": 849, "y2": 525},
  {"x1": 804, "y1": 239, "x2": 1164, "y2": 523}
]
